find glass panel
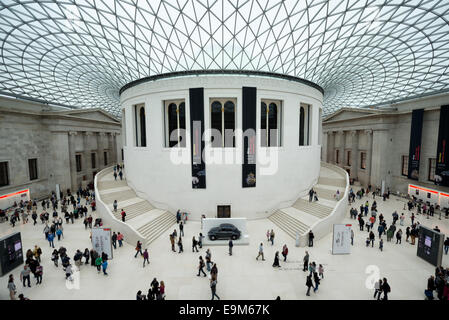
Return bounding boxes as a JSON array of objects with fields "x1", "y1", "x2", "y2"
[
  {"x1": 168, "y1": 103, "x2": 178, "y2": 148},
  {"x1": 224, "y1": 100, "x2": 235, "y2": 147},
  {"x1": 261, "y1": 102, "x2": 267, "y2": 147},
  {"x1": 268, "y1": 102, "x2": 278, "y2": 147},
  {"x1": 211, "y1": 101, "x2": 222, "y2": 147}
]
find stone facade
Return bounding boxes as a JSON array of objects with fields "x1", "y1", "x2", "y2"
[
  {"x1": 0, "y1": 96, "x2": 122, "y2": 199},
  {"x1": 321, "y1": 93, "x2": 449, "y2": 194}
]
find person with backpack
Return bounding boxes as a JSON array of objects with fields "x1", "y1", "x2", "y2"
[
  {"x1": 120, "y1": 209, "x2": 126, "y2": 222},
  {"x1": 381, "y1": 278, "x2": 391, "y2": 300},
  {"x1": 135, "y1": 241, "x2": 143, "y2": 258}
]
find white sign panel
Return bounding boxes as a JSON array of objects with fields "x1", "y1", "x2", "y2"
[
  {"x1": 92, "y1": 227, "x2": 113, "y2": 259},
  {"x1": 332, "y1": 224, "x2": 352, "y2": 255}
]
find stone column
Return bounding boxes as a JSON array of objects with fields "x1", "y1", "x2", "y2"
[
  {"x1": 83, "y1": 132, "x2": 92, "y2": 176},
  {"x1": 365, "y1": 129, "x2": 373, "y2": 185},
  {"x1": 96, "y1": 132, "x2": 105, "y2": 169},
  {"x1": 68, "y1": 131, "x2": 78, "y2": 191},
  {"x1": 337, "y1": 131, "x2": 345, "y2": 167},
  {"x1": 108, "y1": 133, "x2": 117, "y2": 165},
  {"x1": 350, "y1": 130, "x2": 359, "y2": 179},
  {"x1": 327, "y1": 131, "x2": 335, "y2": 163}
]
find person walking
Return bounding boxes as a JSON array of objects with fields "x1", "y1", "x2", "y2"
[
  {"x1": 318, "y1": 264, "x2": 324, "y2": 279},
  {"x1": 306, "y1": 275, "x2": 313, "y2": 296},
  {"x1": 374, "y1": 279, "x2": 383, "y2": 300},
  {"x1": 83, "y1": 248, "x2": 90, "y2": 265},
  {"x1": 178, "y1": 236, "x2": 183, "y2": 253},
  {"x1": 210, "y1": 279, "x2": 220, "y2": 300},
  {"x1": 113, "y1": 200, "x2": 118, "y2": 212},
  {"x1": 111, "y1": 232, "x2": 117, "y2": 249},
  {"x1": 308, "y1": 230, "x2": 314, "y2": 247},
  {"x1": 197, "y1": 256, "x2": 207, "y2": 277},
  {"x1": 35, "y1": 264, "x2": 43, "y2": 285},
  {"x1": 170, "y1": 234, "x2": 176, "y2": 252},
  {"x1": 198, "y1": 233, "x2": 204, "y2": 249},
  {"x1": 179, "y1": 222, "x2": 184, "y2": 237},
  {"x1": 95, "y1": 256, "x2": 102, "y2": 273},
  {"x1": 101, "y1": 259, "x2": 108, "y2": 275},
  {"x1": 272, "y1": 251, "x2": 281, "y2": 268},
  {"x1": 381, "y1": 278, "x2": 390, "y2": 300},
  {"x1": 351, "y1": 229, "x2": 354, "y2": 245},
  {"x1": 379, "y1": 238, "x2": 384, "y2": 251},
  {"x1": 266, "y1": 229, "x2": 270, "y2": 242},
  {"x1": 135, "y1": 241, "x2": 143, "y2": 258},
  {"x1": 303, "y1": 251, "x2": 309, "y2": 272},
  {"x1": 270, "y1": 229, "x2": 275, "y2": 245},
  {"x1": 444, "y1": 237, "x2": 449, "y2": 255},
  {"x1": 192, "y1": 237, "x2": 199, "y2": 252},
  {"x1": 120, "y1": 209, "x2": 126, "y2": 222},
  {"x1": 20, "y1": 265, "x2": 31, "y2": 288},
  {"x1": 281, "y1": 244, "x2": 288, "y2": 262},
  {"x1": 396, "y1": 229, "x2": 402, "y2": 244},
  {"x1": 143, "y1": 249, "x2": 149, "y2": 267},
  {"x1": 33, "y1": 245, "x2": 42, "y2": 263},
  {"x1": 256, "y1": 243, "x2": 265, "y2": 261},
  {"x1": 7, "y1": 275, "x2": 16, "y2": 300},
  {"x1": 51, "y1": 249, "x2": 59, "y2": 267},
  {"x1": 228, "y1": 239, "x2": 233, "y2": 256},
  {"x1": 117, "y1": 232, "x2": 124, "y2": 247},
  {"x1": 211, "y1": 263, "x2": 218, "y2": 281},
  {"x1": 369, "y1": 231, "x2": 375, "y2": 247},
  {"x1": 205, "y1": 249, "x2": 212, "y2": 271},
  {"x1": 313, "y1": 271, "x2": 320, "y2": 293}
]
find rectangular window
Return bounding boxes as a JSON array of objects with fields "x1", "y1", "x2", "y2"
[
  {"x1": 401, "y1": 155, "x2": 408, "y2": 176},
  {"x1": 299, "y1": 103, "x2": 310, "y2": 146},
  {"x1": 360, "y1": 152, "x2": 367, "y2": 169},
  {"x1": 104, "y1": 151, "x2": 108, "y2": 166},
  {"x1": 164, "y1": 100, "x2": 186, "y2": 148},
  {"x1": 91, "y1": 153, "x2": 96, "y2": 169},
  {"x1": 261, "y1": 100, "x2": 282, "y2": 147},
  {"x1": 428, "y1": 158, "x2": 436, "y2": 181},
  {"x1": 210, "y1": 98, "x2": 236, "y2": 148},
  {"x1": 0, "y1": 161, "x2": 10, "y2": 187},
  {"x1": 347, "y1": 150, "x2": 352, "y2": 166},
  {"x1": 76, "y1": 154, "x2": 82, "y2": 172},
  {"x1": 122, "y1": 109, "x2": 127, "y2": 147},
  {"x1": 28, "y1": 158, "x2": 38, "y2": 180},
  {"x1": 336, "y1": 150, "x2": 340, "y2": 164}
]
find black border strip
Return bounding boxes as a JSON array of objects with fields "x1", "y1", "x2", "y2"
[{"x1": 119, "y1": 70, "x2": 324, "y2": 96}]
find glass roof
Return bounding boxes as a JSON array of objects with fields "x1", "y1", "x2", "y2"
[{"x1": 0, "y1": 0, "x2": 448, "y2": 116}]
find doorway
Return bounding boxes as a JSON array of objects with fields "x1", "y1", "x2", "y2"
[{"x1": 217, "y1": 205, "x2": 231, "y2": 218}]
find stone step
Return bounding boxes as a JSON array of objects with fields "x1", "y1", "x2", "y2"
[
  {"x1": 317, "y1": 176, "x2": 345, "y2": 187},
  {"x1": 292, "y1": 199, "x2": 332, "y2": 219},
  {"x1": 101, "y1": 189, "x2": 136, "y2": 204},
  {"x1": 143, "y1": 213, "x2": 177, "y2": 246},
  {"x1": 268, "y1": 210, "x2": 310, "y2": 240},
  {"x1": 97, "y1": 179, "x2": 128, "y2": 190},
  {"x1": 138, "y1": 212, "x2": 175, "y2": 236},
  {"x1": 113, "y1": 199, "x2": 154, "y2": 220},
  {"x1": 312, "y1": 187, "x2": 337, "y2": 201}
]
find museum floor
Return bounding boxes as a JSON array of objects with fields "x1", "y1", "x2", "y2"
[{"x1": 0, "y1": 192, "x2": 448, "y2": 300}]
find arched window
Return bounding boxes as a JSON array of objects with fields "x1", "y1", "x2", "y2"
[
  {"x1": 261, "y1": 100, "x2": 282, "y2": 147},
  {"x1": 165, "y1": 100, "x2": 186, "y2": 148},
  {"x1": 210, "y1": 98, "x2": 236, "y2": 147},
  {"x1": 133, "y1": 104, "x2": 146, "y2": 147}
]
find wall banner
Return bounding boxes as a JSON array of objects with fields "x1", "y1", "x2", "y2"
[
  {"x1": 435, "y1": 105, "x2": 449, "y2": 187},
  {"x1": 91, "y1": 227, "x2": 113, "y2": 259},
  {"x1": 407, "y1": 108, "x2": 424, "y2": 180},
  {"x1": 242, "y1": 87, "x2": 257, "y2": 188},
  {"x1": 189, "y1": 87, "x2": 206, "y2": 189},
  {"x1": 332, "y1": 224, "x2": 352, "y2": 255}
]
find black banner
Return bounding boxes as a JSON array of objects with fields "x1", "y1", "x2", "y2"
[
  {"x1": 407, "y1": 109, "x2": 424, "y2": 180},
  {"x1": 435, "y1": 105, "x2": 449, "y2": 186},
  {"x1": 189, "y1": 87, "x2": 206, "y2": 189},
  {"x1": 242, "y1": 87, "x2": 257, "y2": 188}
]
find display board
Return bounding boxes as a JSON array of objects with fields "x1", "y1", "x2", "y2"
[
  {"x1": 92, "y1": 227, "x2": 113, "y2": 259},
  {"x1": 416, "y1": 225, "x2": 444, "y2": 266},
  {"x1": 407, "y1": 109, "x2": 424, "y2": 180},
  {"x1": 189, "y1": 87, "x2": 206, "y2": 189},
  {"x1": 242, "y1": 86, "x2": 257, "y2": 188},
  {"x1": 332, "y1": 224, "x2": 352, "y2": 255},
  {"x1": 435, "y1": 105, "x2": 449, "y2": 187},
  {"x1": 0, "y1": 189, "x2": 30, "y2": 210},
  {"x1": 0, "y1": 232, "x2": 24, "y2": 276}
]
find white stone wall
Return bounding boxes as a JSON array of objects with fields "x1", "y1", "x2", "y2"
[{"x1": 121, "y1": 74, "x2": 323, "y2": 219}]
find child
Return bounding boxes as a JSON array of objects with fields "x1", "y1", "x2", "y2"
[
  {"x1": 318, "y1": 264, "x2": 324, "y2": 279},
  {"x1": 379, "y1": 239, "x2": 384, "y2": 251},
  {"x1": 366, "y1": 237, "x2": 371, "y2": 247}
]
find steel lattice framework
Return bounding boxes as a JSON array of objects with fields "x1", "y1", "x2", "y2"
[{"x1": 0, "y1": 0, "x2": 448, "y2": 116}]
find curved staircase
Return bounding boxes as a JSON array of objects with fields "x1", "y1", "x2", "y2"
[
  {"x1": 269, "y1": 162, "x2": 348, "y2": 246},
  {"x1": 96, "y1": 167, "x2": 176, "y2": 247}
]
